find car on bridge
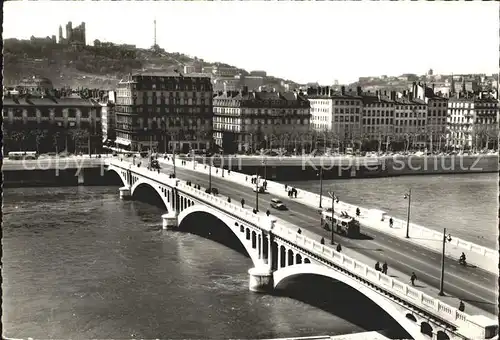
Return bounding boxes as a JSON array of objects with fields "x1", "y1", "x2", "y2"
[
  {"x1": 253, "y1": 186, "x2": 266, "y2": 194},
  {"x1": 270, "y1": 198, "x2": 287, "y2": 210}
]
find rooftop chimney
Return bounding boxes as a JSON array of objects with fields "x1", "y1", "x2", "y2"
[{"x1": 341, "y1": 86, "x2": 345, "y2": 95}]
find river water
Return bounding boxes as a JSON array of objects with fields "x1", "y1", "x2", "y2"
[
  {"x1": 286, "y1": 173, "x2": 498, "y2": 249},
  {"x1": 3, "y1": 186, "x2": 409, "y2": 339}
]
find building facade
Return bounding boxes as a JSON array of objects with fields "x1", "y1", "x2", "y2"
[
  {"x1": 307, "y1": 86, "x2": 363, "y2": 149},
  {"x1": 413, "y1": 82, "x2": 449, "y2": 150},
  {"x1": 114, "y1": 72, "x2": 213, "y2": 153},
  {"x1": 393, "y1": 94, "x2": 427, "y2": 149},
  {"x1": 447, "y1": 94, "x2": 499, "y2": 150},
  {"x1": 361, "y1": 91, "x2": 395, "y2": 150},
  {"x1": 213, "y1": 88, "x2": 311, "y2": 153},
  {"x1": 3, "y1": 95, "x2": 102, "y2": 153}
]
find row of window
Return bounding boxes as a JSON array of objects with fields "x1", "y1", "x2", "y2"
[
  {"x1": 449, "y1": 102, "x2": 499, "y2": 108},
  {"x1": 4, "y1": 107, "x2": 97, "y2": 118}
]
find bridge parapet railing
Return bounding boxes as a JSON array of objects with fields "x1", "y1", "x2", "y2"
[
  {"x1": 109, "y1": 159, "x2": 492, "y2": 338},
  {"x1": 269, "y1": 222, "x2": 487, "y2": 336},
  {"x1": 166, "y1": 157, "x2": 497, "y2": 266}
]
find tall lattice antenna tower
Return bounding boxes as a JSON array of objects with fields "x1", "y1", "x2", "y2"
[{"x1": 154, "y1": 19, "x2": 157, "y2": 47}]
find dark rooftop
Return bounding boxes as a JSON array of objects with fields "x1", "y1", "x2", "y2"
[{"x1": 3, "y1": 96, "x2": 101, "y2": 107}]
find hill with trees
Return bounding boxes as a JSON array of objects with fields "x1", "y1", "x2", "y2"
[{"x1": 3, "y1": 38, "x2": 295, "y2": 89}]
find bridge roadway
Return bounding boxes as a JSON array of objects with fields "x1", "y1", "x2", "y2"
[{"x1": 140, "y1": 158, "x2": 497, "y2": 317}]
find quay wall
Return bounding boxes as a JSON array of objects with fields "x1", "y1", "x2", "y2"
[
  {"x1": 2, "y1": 154, "x2": 498, "y2": 186},
  {"x1": 190, "y1": 154, "x2": 498, "y2": 181}
]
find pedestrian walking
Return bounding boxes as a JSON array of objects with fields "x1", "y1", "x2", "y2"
[
  {"x1": 266, "y1": 210, "x2": 270, "y2": 217},
  {"x1": 320, "y1": 237, "x2": 325, "y2": 245},
  {"x1": 410, "y1": 272, "x2": 417, "y2": 286},
  {"x1": 389, "y1": 217, "x2": 394, "y2": 228},
  {"x1": 285, "y1": 184, "x2": 288, "y2": 191},
  {"x1": 336, "y1": 243, "x2": 342, "y2": 252},
  {"x1": 297, "y1": 228, "x2": 302, "y2": 234},
  {"x1": 375, "y1": 261, "x2": 381, "y2": 271},
  {"x1": 458, "y1": 300, "x2": 465, "y2": 312},
  {"x1": 382, "y1": 262, "x2": 388, "y2": 274},
  {"x1": 241, "y1": 198, "x2": 245, "y2": 208}
]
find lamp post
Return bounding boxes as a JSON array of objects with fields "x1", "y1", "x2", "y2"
[
  {"x1": 404, "y1": 188, "x2": 412, "y2": 238},
  {"x1": 328, "y1": 191, "x2": 338, "y2": 245},
  {"x1": 255, "y1": 168, "x2": 260, "y2": 212},
  {"x1": 221, "y1": 152, "x2": 225, "y2": 178},
  {"x1": 318, "y1": 166, "x2": 324, "y2": 208},
  {"x1": 172, "y1": 136, "x2": 177, "y2": 178},
  {"x1": 439, "y1": 228, "x2": 452, "y2": 296},
  {"x1": 262, "y1": 157, "x2": 267, "y2": 180},
  {"x1": 208, "y1": 154, "x2": 212, "y2": 191}
]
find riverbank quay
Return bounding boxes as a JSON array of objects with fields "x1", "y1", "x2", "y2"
[
  {"x1": 160, "y1": 156, "x2": 498, "y2": 275},
  {"x1": 264, "y1": 331, "x2": 390, "y2": 340},
  {"x1": 2, "y1": 156, "x2": 110, "y2": 187},
  {"x1": 179, "y1": 154, "x2": 498, "y2": 180}
]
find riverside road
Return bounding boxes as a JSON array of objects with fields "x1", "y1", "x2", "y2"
[{"x1": 126, "y1": 159, "x2": 497, "y2": 316}]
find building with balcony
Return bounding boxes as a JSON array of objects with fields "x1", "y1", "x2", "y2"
[
  {"x1": 447, "y1": 94, "x2": 499, "y2": 150},
  {"x1": 307, "y1": 86, "x2": 363, "y2": 150},
  {"x1": 393, "y1": 92, "x2": 427, "y2": 149},
  {"x1": 361, "y1": 91, "x2": 395, "y2": 149},
  {"x1": 213, "y1": 88, "x2": 311, "y2": 153},
  {"x1": 3, "y1": 95, "x2": 102, "y2": 153},
  {"x1": 412, "y1": 82, "x2": 448, "y2": 150},
  {"x1": 114, "y1": 72, "x2": 213, "y2": 153}
]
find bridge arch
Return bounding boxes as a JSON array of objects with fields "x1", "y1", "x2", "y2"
[
  {"x1": 436, "y1": 330, "x2": 450, "y2": 340},
  {"x1": 420, "y1": 321, "x2": 433, "y2": 338},
  {"x1": 130, "y1": 180, "x2": 173, "y2": 212},
  {"x1": 106, "y1": 167, "x2": 127, "y2": 187},
  {"x1": 274, "y1": 263, "x2": 423, "y2": 340},
  {"x1": 177, "y1": 204, "x2": 260, "y2": 266}
]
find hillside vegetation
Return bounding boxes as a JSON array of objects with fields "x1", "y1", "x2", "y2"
[{"x1": 3, "y1": 39, "x2": 289, "y2": 89}]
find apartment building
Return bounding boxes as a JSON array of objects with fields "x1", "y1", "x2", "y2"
[
  {"x1": 114, "y1": 72, "x2": 213, "y2": 153},
  {"x1": 361, "y1": 91, "x2": 395, "y2": 147},
  {"x1": 447, "y1": 94, "x2": 499, "y2": 150},
  {"x1": 393, "y1": 92, "x2": 427, "y2": 148},
  {"x1": 3, "y1": 94, "x2": 102, "y2": 152},
  {"x1": 213, "y1": 87, "x2": 310, "y2": 153},
  {"x1": 307, "y1": 86, "x2": 363, "y2": 148},
  {"x1": 413, "y1": 82, "x2": 448, "y2": 150}
]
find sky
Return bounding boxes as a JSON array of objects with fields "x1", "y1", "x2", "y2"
[{"x1": 4, "y1": 1, "x2": 499, "y2": 84}]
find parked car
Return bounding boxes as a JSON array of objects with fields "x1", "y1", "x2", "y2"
[{"x1": 270, "y1": 198, "x2": 287, "y2": 210}]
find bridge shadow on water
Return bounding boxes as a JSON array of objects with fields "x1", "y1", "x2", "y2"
[
  {"x1": 274, "y1": 275, "x2": 412, "y2": 339},
  {"x1": 178, "y1": 212, "x2": 250, "y2": 259},
  {"x1": 132, "y1": 183, "x2": 170, "y2": 210},
  {"x1": 103, "y1": 170, "x2": 126, "y2": 186}
]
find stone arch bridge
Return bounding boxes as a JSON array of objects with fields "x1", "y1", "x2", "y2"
[{"x1": 106, "y1": 159, "x2": 497, "y2": 340}]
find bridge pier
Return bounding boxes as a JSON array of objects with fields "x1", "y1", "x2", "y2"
[
  {"x1": 162, "y1": 212, "x2": 178, "y2": 230},
  {"x1": 119, "y1": 186, "x2": 131, "y2": 200},
  {"x1": 248, "y1": 267, "x2": 274, "y2": 293},
  {"x1": 77, "y1": 170, "x2": 85, "y2": 185}
]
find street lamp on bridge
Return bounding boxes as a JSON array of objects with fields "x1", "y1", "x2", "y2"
[
  {"x1": 328, "y1": 191, "x2": 339, "y2": 245},
  {"x1": 318, "y1": 166, "x2": 324, "y2": 208},
  {"x1": 403, "y1": 188, "x2": 412, "y2": 238},
  {"x1": 255, "y1": 168, "x2": 260, "y2": 212},
  {"x1": 261, "y1": 157, "x2": 267, "y2": 181},
  {"x1": 439, "y1": 228, "x2": 453, "y2": 296}
]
